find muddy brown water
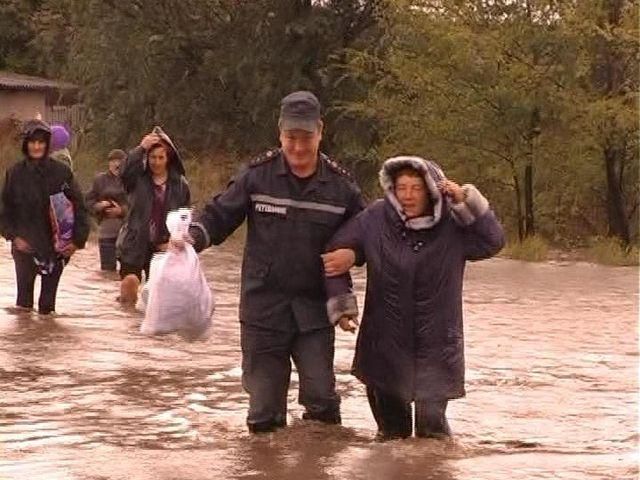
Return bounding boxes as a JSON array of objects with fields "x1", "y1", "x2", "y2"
[{"x1": 0, "y1": 239, "x2": 637, "y2": 479}]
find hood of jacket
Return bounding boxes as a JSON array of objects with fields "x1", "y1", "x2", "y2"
[
  {"x1": 379, "y1": 155, "x2": 447, "y2": 230},
  {"x1": 145, "y1": 126, "x2": 186, "y2": 176},
  {"x1": 21, "y1": 119, "x2": 52, "y2": 159}
]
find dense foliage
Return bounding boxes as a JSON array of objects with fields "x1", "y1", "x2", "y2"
[{"x1": 1, "y1": 0, "x2": 637, "y2": 246}]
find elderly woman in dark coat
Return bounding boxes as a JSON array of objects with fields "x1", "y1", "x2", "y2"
[
  {"x1": 324, "y1": 155, "x2": 505, "y2": 440},
  {"x1": 0, "y1": 119, "x2": 89, "y2": 315}
]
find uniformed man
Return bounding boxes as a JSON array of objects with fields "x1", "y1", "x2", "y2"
[{"x1": 186, "y1": 91, "x2": 366, "y2": 433}]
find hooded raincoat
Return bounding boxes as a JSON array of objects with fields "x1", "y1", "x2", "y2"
[
  {"x1": 116, "y1": 127, "x2": 190, "y2": 268},
  {"x1": 0, "y1": 119, "x2": 89, "y2": 261},
  {"x1": 325, "y1": 156, "x2": 505, "y2": 401}
]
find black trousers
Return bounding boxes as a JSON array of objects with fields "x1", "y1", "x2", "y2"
[
  {"x1": 241, "y1": 320, "x2": 341, "y2": 432},
  {"x1": 119, "y1": 245, "x2": 156, "y2": 281},
  {"x1": 366, "y1": 386, "x2": 450, "y2": 439},
  {"x1": 98, "y1": 237, "x2": 118, "y2": 271},
  {"x1": 12, "y1": 249, "x2": 64, "y2": 314}
]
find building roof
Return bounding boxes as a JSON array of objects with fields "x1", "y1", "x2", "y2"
[{"x1": 0, "y1": 71, "x2": 78, "y2": 91}]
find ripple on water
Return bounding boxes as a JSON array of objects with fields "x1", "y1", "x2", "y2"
[{"x1": 0, "y1": 241, "x2": 637, "y2": 479}]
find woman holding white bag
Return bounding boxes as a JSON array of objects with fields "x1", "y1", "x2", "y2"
[{"x1": 116, "y1": 126, "x2": 191, "y2": 304}]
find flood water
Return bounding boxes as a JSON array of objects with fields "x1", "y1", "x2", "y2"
[{"x1": 0, "y1": 238, "x2": 637, "y2": 479}]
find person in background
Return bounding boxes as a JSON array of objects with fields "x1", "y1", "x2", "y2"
[
  {"x1": 85, "y1": 149, "x2": 128, "y2": 271},
  {"x1": 50, "y1": 123, "x2": 73, "y2": 171},
  {"x1": 117, "y1": 127, "x2": 190, "y2": 304},
  {"x1": 0, "y1": 118, "x2": 89, "y2": 315},
  {"x1": 324, "y1": 155, "x2": 505, "y2": 440}
]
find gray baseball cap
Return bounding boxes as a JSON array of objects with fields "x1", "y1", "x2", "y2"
[{"x1": 279, "y1": 91, "x2": 321, "y2": 132}]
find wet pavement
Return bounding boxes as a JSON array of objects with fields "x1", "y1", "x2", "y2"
[{"x1": 0, "y1": 238, "x2": 637, "y2": 479}]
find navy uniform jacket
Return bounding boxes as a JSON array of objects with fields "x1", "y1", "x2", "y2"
[{"x1": 191, "y1": 149, "x2": 366, "y2": 332}]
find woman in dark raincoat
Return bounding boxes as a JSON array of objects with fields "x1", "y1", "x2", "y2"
[
  {"x1": 0, "y1": 119, "x2": 89, "y2": 315},
  {"x1": 117, "y1": 127, "x2": 190, "y2": 303},
  {"x1": 324, "y1": 156, "x2": 505, "y2": 440}
]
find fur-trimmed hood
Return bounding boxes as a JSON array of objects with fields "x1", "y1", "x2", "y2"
[
  {"x1": 379, "y1": 155, "x2": 447, "y2": 230},
  {"x1": 379, "y1": 155, "x2": 492, "y2": 230}
]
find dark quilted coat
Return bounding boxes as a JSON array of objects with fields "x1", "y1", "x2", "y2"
[{"x1": 325, "y1": 156, "x2": 505, "y2": 402}]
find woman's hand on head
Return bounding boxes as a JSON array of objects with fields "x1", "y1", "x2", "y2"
[
  {"x1": 139, "y1": 133, "x2": 161, "y2": 151},
  {"x1": 437, "y1": 180, "x2": 465, "y2": 204}
]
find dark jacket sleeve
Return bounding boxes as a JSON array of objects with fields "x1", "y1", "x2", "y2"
[
  {"x1": 327, "y1": 206, "x2": 368, "y2": 262},
  {"x1": 324, "y1": 208, "x2": 368, "y2": 325},
  {"x1": 121, "y1": 146, "x2": 146, "y2": 193},
  {"x1": 448, "y1": 184, "x2": 505, "y2": 261},
  {"x1": 85, "y1": 174, "x2": 103, "y2": 215},
  {"x1": 462, "y1": 210, "x2": 505, "y2": 261},
  {"x1": 67, "y1": 170, "x2": 90, "y2": 249},
  {"x1": 181, "y1": 176, "x2": 191, "y2": 207},
  {"x1": 189, "y1": 167, "x2": 251, "y2": 252},
  {"x1": 344, "y1": 180, "x2": 367, "y2": 266},
  {"x1": 113, "y1": 177, "x2": 129, "y2": 219},
  {"x1": 119, "y1": 201, "x2": 129, "y2": 219},
  {"x1": 0, "y1": 169, "x2": 16, "y2": 240},
  {"x1": 345, "y1": 180, "x2": 367, "y2": 220}
]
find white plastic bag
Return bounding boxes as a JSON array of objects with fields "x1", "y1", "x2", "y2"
[{"x1": 138, "y1": 208, "x2": 214, "y2": 339}]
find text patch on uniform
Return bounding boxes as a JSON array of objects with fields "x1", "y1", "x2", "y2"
[
  {"x1": 255, "y1": 202, "x2": 287, "y2": 216},
  {"x1": 250, "y1": 194, "x2": 346, "y2": 216}
]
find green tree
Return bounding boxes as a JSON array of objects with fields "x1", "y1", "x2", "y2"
[
  {"x1": 563, "y1": 0, "x2": 639, "y2": 245},
  {"x1": 339, "y1": 0, "x2": 638, "y2": 245},
  {"x1": 34, "y1": 0, "x2": 384, "y2": 155},
  {"x1": 0, "y1": 0, "x2": 46, "y2": 72}
]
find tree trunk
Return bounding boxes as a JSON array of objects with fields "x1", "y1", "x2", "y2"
[
  {"x1": 513, "y1": 174, "x2": 524, "y2": 241},
  {"x1": 524, "y1": 163, "x2": 535, "y2": 237},
  {"x1": 524, "y1": 109, "x2": 540, "y2": 238},
  {"x1": 600, "y1": 0, "x2": 630, "y2": 245},
  {"x1": 605, "y1": 145, "x2": 631, "y2": 244}
]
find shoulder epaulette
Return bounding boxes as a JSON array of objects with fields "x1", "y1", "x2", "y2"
[
  {"x1": 323, "y1": 154, "x2": 354, "y2": 180},
  {"x1": 249, "y1": 148, "x2": 280, "y2": 167}
]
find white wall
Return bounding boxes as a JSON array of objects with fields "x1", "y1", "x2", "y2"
[{"x1": 0, "y1": 90, "x2": 46, "y2": 121}]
